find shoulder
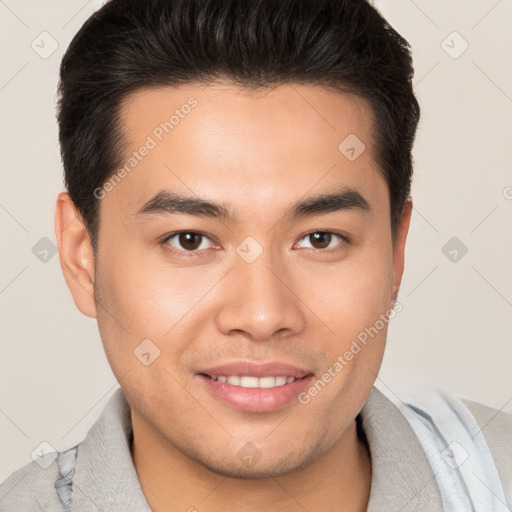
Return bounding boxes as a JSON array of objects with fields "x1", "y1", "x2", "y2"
[
  {"x1": 0, "y1": 450, "x2": 64, "y2": 511},
  {"x1": 462, "y1": 397, "x2": 512, "y2": 502},
  {"x1": 394, "y1": 385, "x2": 512, "y2": 508},
  {"x1": 462, "y1": 397, "x2": 512, "y2": 443}
]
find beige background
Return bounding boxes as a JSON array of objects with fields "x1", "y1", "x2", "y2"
[{"x1": 0, "y1": 0, "x2": 511, "y2": 481}]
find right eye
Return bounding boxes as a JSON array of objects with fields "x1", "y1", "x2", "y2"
[{"x1": 163, "y1": 231, "x2": 216, "y2": 254}]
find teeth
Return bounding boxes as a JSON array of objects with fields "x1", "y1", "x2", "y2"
[
  {"x1": 259, "y1": 376, "x2": 278, "y2": 388},
  {"x1": 241, "y1": 376, "x2": 259, "y2": 388},
  {"x1": 212, "y1": 375, "x2": 298, "y2": 388},
  {"x1": 227, "y1": 376, "x2": 241, "y2": 386}
]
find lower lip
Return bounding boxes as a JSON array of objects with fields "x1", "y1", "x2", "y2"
[{"x1": 197, "y1": 374, "x2": 314, "y2": 413}]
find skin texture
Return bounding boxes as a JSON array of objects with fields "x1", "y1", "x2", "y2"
[{"x1": 55, "y1": 82, "x2": 412, "y2": 512}]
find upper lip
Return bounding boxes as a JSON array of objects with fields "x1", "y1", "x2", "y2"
[{"x1": 197, "y1": 360, "x2": 313, "y2": 379}]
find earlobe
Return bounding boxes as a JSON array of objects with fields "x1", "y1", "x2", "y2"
[
  {"x1": 54, "y1": 192, "x2": 97, "y2": 318},
  {"x1": 391, "y1": 197, "x2": 413, "y2": 304}
]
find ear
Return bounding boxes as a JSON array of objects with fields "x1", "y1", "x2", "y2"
[
  {"x1": 391, "y1": 197, "x2": 413, "y2": 304},
  {"x1": 54, "y1": 191, "x2": 97, "y2": 318}
]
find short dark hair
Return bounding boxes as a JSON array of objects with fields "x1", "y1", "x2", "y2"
[{"x1": 57, "y1": 0, "x2": 420, "y2": 251}]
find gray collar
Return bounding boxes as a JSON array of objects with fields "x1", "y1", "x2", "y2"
[
  {"x1": 71, "y1": 390, "x2": 152, "y2": 511},
  {"x1": 69, "y1": 387, "x2": 442, "y2": 511},
  {"x1": 361, "y1": 387, "x2": 443, "y2": 511}
]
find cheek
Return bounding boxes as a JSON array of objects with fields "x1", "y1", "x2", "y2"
[
  {"x1": 299, "y1": 246, "x2": 394, "y2": 345},
  {"x1": 93, "y1": 253, "x2": 196, "y2": 399},
  {"x1": 95, "y1": 245, "x2": 193, "y2": 332},
  {"x1": 92, "y1": 245, "x2": 168, "y2": 366},
  {"x1": 295, "y1": 251, "x2": 393, "y2": 417}
]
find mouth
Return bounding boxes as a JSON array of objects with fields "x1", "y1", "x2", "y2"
[
  {"x1": 199, "y1": 373, "x2": 308, "y2": 389},
  {"x1": 195, "y1": 361, "x2": 314, "y2": 413}
]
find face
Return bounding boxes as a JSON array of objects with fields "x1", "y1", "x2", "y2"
[{"x1": 58, "y1": 82, "x2": 410, "y2": 478}]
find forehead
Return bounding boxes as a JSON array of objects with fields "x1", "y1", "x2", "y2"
[
  {"x1": 119, "y1": 82, "x2": 375, "y2": 153},
  {"x1": 108, "y1": 82, "x2": 386, "y2": 219}
]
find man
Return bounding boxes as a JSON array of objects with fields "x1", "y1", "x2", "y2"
[{"x1": 1, "y1": 0, "x2": 510, "y2": 510}]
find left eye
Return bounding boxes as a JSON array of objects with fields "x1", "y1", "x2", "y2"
[
  {"x1": 295, "y1": 231, "x2": 346, "y2": 250},
  {"x1": 164, "y1": 232, "x2": 214, "y2": 252}
]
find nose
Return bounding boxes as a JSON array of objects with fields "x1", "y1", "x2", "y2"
[{"x1": 215, "y1": 249, "x2": 307, "y2": 342}]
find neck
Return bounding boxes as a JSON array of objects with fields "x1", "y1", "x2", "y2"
[{"x1": 131, "y1": 415, "x2": 371, "y2": 512}]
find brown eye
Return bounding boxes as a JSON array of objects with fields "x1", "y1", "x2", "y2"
[
  {"x1": 178, "y1": 232, "x2": 202, "y2": 250},
  {"x1": 309, "y1": 232, "x2": 332, "y2": 249},
  {"x1": 295, "y1": 231, "x2": 346, "y2": 251},
  {"x1": 164, "y1": 232, "x2": 214, "y2": 252}
]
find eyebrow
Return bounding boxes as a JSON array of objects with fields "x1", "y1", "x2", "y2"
[{"x1": 133, "y1": 187, "x2": 371, "y2": 222}]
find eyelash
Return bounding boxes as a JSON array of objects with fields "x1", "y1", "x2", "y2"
[{"x1": 161, "y1": 230, "x2": 349, "y2": 257}]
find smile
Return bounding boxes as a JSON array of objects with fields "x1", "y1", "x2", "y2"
[
  {"x1": 197, "y1": 372, "x2": 314, "y2": 413},
  {"x1": 206, "y1": 374, "x2": 302, "y2": 388}
]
